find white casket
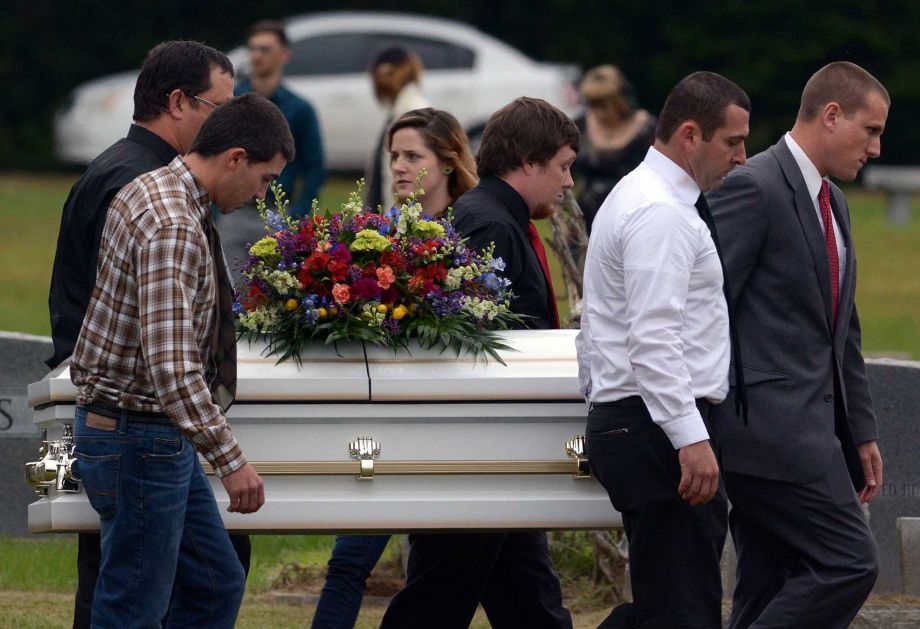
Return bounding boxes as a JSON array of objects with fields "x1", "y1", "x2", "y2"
[{"x1": 25, "y1": 329, "x2": 621, "y2": 533}]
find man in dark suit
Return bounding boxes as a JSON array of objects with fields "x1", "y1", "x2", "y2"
[
  {"x1": 707, "y1": 61, "x2": 888, "y2": 628},
  {"x1": 381, "y1": 97, "x2": 579, "y2": 629}
]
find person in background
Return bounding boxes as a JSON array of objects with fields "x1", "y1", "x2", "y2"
[
  {"x1": 45, "y1": 40, "x2": 250, "y2": 629},
  {"x1": 236, "y1": 19, "x2": 324, "y2": 215},
  {"x1": 365, "y1": 47, "x2": 429, "y2": 211},
  {"x1": 220, "y1": 19, "x2": 325, "y2": 282},
  {"x1": 572, "y1": 64, "x2": 656, "y2": 235},
  {"x1": 311, "y1": 107, "x2": 477, "y2": 629}
]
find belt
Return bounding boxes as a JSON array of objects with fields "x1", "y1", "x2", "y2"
[
  {"x1": 82, "y1": 401, "x2": 174, "y2": 426},
  {"x1": 590, "y1": 395, "x2": 713, "y2": 417}
]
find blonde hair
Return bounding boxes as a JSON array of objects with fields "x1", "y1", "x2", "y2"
[
  {"x1": 580, "y1": 64, "x2": 633, "y2": 118},
  {"x1": 371, "y1": 48, "x2": 423, "y2": 103},
  {"x1": 387, "y1": 108, "x2": 478, "y2": 202}
]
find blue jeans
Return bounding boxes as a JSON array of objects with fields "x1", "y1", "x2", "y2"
[
  {"x1": 312, "y1": 534, "x2": 390, "y2": 628},
  {"x1": 73, "y1": 406, "x2": 245, "y2": 628}
]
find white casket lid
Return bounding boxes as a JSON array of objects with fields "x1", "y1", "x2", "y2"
[{"x1": 28, "y1": 329, "x2": 582, "y2": 406}]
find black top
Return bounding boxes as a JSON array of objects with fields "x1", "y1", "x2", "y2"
[
  {"x1": 451, "y1": 176, "x2": 554, "y2": 329},
  {"x1": 572, "y1": 113, "x2": 657, "y2": 233},
  {"x1": 47, "y1": 125, "x2": 178, "y2": 368}
]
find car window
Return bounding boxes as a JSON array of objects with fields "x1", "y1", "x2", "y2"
[
  {"x1": 286, "y1": 32, "x2": 476, "y2": 76},
  {"x1": 287, "y1": 33, "x2": 370, "y2": 75},
  {"x1": 369, "y1": 35, "x2": 475, "y2": 70}
]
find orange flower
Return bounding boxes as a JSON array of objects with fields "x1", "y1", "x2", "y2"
[
  {"x1": 332, "y1": 283, "x2": 351, "y2": 305},
  {"x1": 376, "y1": 265, "x2": 396, "y2": 289}
]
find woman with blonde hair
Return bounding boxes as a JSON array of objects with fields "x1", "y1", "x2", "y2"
[
  {"x1": 387, "y1": 107, "x2": 478, "y2": 216},
  {"x1": 365, "y1": 47, "x2": 429, "y2": 210},
  {"x1": 573, "y1": 64, "x2": 656, "y2": 233}
]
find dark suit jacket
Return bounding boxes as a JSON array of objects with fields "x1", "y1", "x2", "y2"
[
  {"x1": 452, "y1": 176, "x2": 555, "y2": 330},
  {"x1": 706, "y1": 138, "x2": 878, "y2": 484}
]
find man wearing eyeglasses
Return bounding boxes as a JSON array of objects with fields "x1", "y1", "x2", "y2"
[{"x1": 46, "y1": 40, "x2": 241, "y2": 629}]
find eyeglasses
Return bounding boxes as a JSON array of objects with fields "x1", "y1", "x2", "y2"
[{"x1": 187, "y1": 93, "x2": 219, "y2": 109}]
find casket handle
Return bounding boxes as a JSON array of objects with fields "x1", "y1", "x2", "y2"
[
  {"x1": 565, "y1": 435, "x2": 591, "y2": 479},
  {"x1": 24, "y1": 426, "x2": 82, "y2": 496},
  {"x1": 349, "y1": 437, "x2": 381, "y2": 480}
]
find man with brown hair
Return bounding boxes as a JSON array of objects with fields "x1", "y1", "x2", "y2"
[
  {"x1": 708, "y1": 61, "x2": 888, "y2": 627},
  {"x1": 578, "y1": 71, "x2": 750, "y2": 628},
  {"x1": 381, "y1": 97, "x2": 578, "y2": 629},
  {"x1": 70, "y1": 94, "x2": 293, "y2": 627}
]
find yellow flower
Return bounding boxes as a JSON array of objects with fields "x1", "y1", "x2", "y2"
[
  {"x1": 392, "y1": 305, "x2": 408, "y2": 320},
  {"x1": 376, "y1": 304, "x2": 388, "y2": 314},
  {"x1": 350, "y1": 229, "x2": 392, "y2": 252},
  {"x1": 249, "y1": 237, "x2": 279, "y2": 259},
  {"x1": 285, "y1": 299, "x2": 298, "y2": 312},
  {"x1": 318, "y1": 307, "x2": 329, "y2": 319}
]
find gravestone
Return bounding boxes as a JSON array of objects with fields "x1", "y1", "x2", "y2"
[
  {"x1": 864, "y1": 358, "x2": 920, "y2": 593},
  {"x1": 0, "y1": 331, "x2": 50, "y2": 535}
]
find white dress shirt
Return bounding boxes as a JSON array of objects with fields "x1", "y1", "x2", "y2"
[
  {"x1": 784, "y1": 133, "x2": 847, "y2": 286},
  {"x1": 576, "y1": 147, "x2": 730, "y2": 449}
]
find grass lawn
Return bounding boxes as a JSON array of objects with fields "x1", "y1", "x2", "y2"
[{"x1": 1, "y1": 173, "x2": 917, "y2": 356}]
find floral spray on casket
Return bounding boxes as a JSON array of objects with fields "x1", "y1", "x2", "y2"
[{"x1": 234, "y1": 179, "x2": 523, "y2": 364}]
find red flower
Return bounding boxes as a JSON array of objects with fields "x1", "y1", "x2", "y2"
[
  {"x1": 242, "y1": 284, "x2": 267, "y2": 312},
  {"x1": 328, "y1": 259, "x2": 349, "y2": 282},
  {"x1": 306, "y1": 250, "x2": 331, "y2": 274},
  {"x1": 380, "y1": 249, "x2": 406, "y2": 271}
]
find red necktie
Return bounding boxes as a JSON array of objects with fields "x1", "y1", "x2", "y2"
[
  {"x1": 819, "y1": 180, "x2": 839, "y2": 325},
  {"x1": 526, "y1": 222, "x2": 560, "y2": 329}
]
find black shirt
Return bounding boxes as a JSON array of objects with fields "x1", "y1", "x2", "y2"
[
  {"x1": 452, "y1": 176, "x2": 555, "y2": 330},
  {"x1": 47, "y1": 125, "x2": 178, "y2": 368}
]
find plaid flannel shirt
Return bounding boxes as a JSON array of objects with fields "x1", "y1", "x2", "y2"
[{"x1": 71, "y1": 156, "x2": 244, "y2": 477}]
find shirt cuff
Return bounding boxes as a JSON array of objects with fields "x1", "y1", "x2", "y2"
[
  {"x1": 660, "y1": 412, "x2": 710, "y2": 450},
  {"x1": 204, "y1": 441, "x2": 247, "y2": 478}
]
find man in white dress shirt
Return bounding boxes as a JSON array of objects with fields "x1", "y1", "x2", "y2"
[{"x1": 576, "y1": 71, "x2": 750, "y2": 629}]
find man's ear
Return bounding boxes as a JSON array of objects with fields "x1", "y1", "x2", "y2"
[
  {"x1": 677, "y1": 120, "x2": 701, "y2": 152},
  {"x1": 165, "y1": 89, "x2": 184, "y2": 120},
  {"x1": 225, "y1": 147, "x2": 248, "y2": 170},
  {"x1": 521, "y1": 160, "x2": 538, "y2": 176},
  {"x1": 822, "y1": 102, "x2": 842, "y2": 130}
]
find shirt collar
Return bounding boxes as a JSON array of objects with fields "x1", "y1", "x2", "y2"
[
  {"x1": 784, "y1": 132, "x2": 824, "y2": 202},
  {"x1": 643, "y1": 146, "x2": 702, "y2": 207},
  {"x1": 479, "y1": 175, "x2": 531, "y2": 230},
  {"x1": 168, "y1": 155, "x2": 211, "y2": 220},
  {"x1": 126, "y1": 124, "x2": 179, "y2": 166}
]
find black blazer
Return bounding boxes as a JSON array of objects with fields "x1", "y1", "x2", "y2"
[{"x1": 452, "y1": 176, "x2": 555, "y2": 329}]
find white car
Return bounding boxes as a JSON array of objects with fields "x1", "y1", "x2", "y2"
[{"x1": 54, "y1": 11, "x2": 581, "y2": 171}]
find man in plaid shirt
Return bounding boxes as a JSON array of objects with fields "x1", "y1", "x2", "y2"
[{"x1": 70, "y1": 93, "x2": 294, "y2": 627}]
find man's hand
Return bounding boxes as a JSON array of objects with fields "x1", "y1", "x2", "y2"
[
  {"x1": 220, "y1": 463, "x2": 265, "y2": 514},
  {"x1": 677, "y1": 440, "x2": 720, "y2": 505},
  {"x1": 856, "y1": 440, "x2": 883, "y2": 504}
]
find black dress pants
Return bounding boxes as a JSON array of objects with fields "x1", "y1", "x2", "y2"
[
  {"x1": 72, "y1": 532, "x2": 251, "y2": 628},
  {"x1": 380, "y1": 531, "x2": 572, "y2": 629},
  {"x1": 585, "y1": 397, "x2": 727, "y2": 629}
]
